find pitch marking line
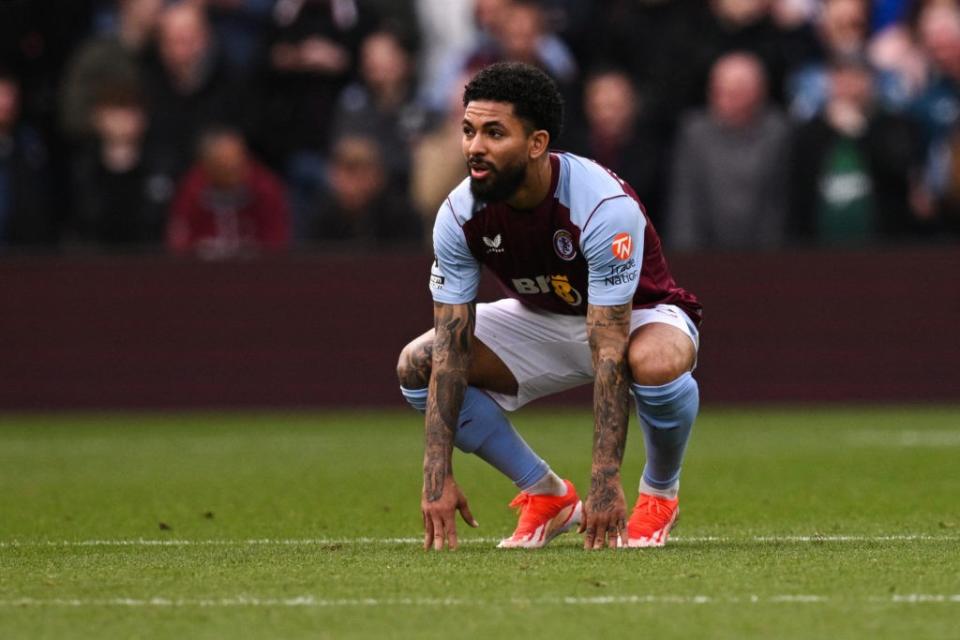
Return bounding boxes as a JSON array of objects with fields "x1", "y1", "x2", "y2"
[
  {"x1": 845, "y1": 430, "x2": 960, "y2": 447},
  {"x1": 0, "y1": 594, "x2": 958, "y2": 608},
  {"x1": 1, "y1": 534, "x2": 957, "y2": 549}
]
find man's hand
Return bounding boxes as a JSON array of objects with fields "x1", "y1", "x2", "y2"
[
  {"x1": 421, "y1": 475, "x2": 478, "y2": 551},
  {"x1": 579, "y1": 469, "x2": 627, "y2": 549}
]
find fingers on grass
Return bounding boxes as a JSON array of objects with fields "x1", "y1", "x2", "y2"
[
  {"x1": 431, "y1": 516, "x2": 445, "y2": 551},
  {"x1": 593, "y1": 526, "x2": 607, "y2": 549},
  {"x1": 607, "y1": 527, "x2": 620, "y2": 549},
  {"x1": 423, "y1": 514, "x2": 434, "y2": 551},
  {"x1": 458, "y1": 500, "x2": 478, "y2": 528},
  {"x1": 582, "y1": 526, "x2": 596, "y2": 550}
]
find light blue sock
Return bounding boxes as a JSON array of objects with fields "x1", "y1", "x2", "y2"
[
  {"x1": 400, "y1": 385, "x2": 549, "y2": 490},
  {"x1": 631, "y1": 372, "x2": 699, "y2": 491}
]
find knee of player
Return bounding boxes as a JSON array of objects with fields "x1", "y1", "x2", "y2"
[
  {"x1": 397, "y1": 339, "x2": 433, "y2": 389},
  {"x1": 628, "y1": 346, "x2": 688, "y2": 387}
]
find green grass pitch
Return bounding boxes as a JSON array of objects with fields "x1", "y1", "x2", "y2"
[{"x1": 1, "y1": 407, "x2": 958, "y2": 639}]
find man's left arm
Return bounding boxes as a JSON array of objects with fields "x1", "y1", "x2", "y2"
[
  {"x1": 580, "y1": 301, "x2": 632, "y2": 549},
  {"x1": 577, "y1": 193, "x2": 646, "y2": 550}
]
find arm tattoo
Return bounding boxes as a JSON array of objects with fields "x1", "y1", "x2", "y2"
[
  {"x1": 586, "y1": 303, "x2": 632, "y2": 510},
  {"x1": 423, "y1": 302, "x2": 475, "y2": 501}
]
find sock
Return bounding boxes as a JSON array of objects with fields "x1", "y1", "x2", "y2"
[
  {"x1": 524, "y1": 469, "x2": 567, "y2": 496},
  {"x1": 400, "y1": 386, "x2": 428, "y2": 412},
  {"x1": 400, "y1": 385, "x2": 553, "y2": 491},
  {"x1": 631, "y1": 372, "x2": 699, "y2": 496},
  {"x1": 640, "y1": 477, "x2": 679, "y2": 501}
]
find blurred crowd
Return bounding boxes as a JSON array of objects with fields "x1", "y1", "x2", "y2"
[{"x1": 1, "y1": 0, "x2": 959, "y2": 257}]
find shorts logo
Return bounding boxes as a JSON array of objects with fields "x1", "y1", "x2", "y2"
[
  {"x1": 482, "y1": 234, "x2": 504, "y2": 254},
  {"x1": 511, "y1": 275, "x2": 583, "y2": 307},
  {"x1": 611, "y1": 233, "x2": 633, "y2": 260},
  {"x1": 553, "y1": 229, "x2": 577, "y2": 261}
]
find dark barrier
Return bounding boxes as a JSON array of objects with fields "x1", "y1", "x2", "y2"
[{"x1": 1, "y1": 247, "x2": 957, "y2": 409}]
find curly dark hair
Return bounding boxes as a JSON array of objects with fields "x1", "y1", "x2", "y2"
[{"x1": 463, "y1": 62, "x2": 564, "y2": 143}]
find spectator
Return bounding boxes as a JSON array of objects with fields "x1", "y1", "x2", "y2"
[
  {"x1": 59, "y1": 0, "x2": 164, "y2": 141},
  {"x1": 564, "y1": 68, "x2": 669, "y2": 228},
  {"x1": 415, "y1": 0, "x2": 477, "y2": 111},
  {"x1": 666, "y1": 52, "x2": 791, "y2": 250},
  {"x1": 466, "y1": 0, "x2": 578, "y2": 88},
  {"x1": 586, "y1": 0, "x2": 707, "y2": 131},
  {"x1": 790, "y1": 56, "x2": 927, "y2": 245},
  {"x1": 332, "y1": 28, "x2": 427, "y2": 200},
  {"x1": 0, "y1": 71, "x2": 55, "y2": 248},
  {"x1": 411, "y1": 73, "x2": 469, "y2": 237},
  {"x1": 910, "y1": 2, "x2": 960, "y2": 220},
  {"x1": 167, "y1": 127, "x2": 290, "y2": 258},
  {"x1": 700, "y1": 0, "x2": 818, "y2": 108},
  {"x1": 868, "y1": 25, "x2": 929, "y2": 110},
  {"x1": 143, "y1": 1, "x2": 246, "y2": 184},
  {"x1": 786, "y1": 0, "x2": 870, "y2": 119},
  {"x1": 255, "y1": 0, "x2": 375, "y2": 241},
  {"x1": 70, "y1": 86, "x2": 169, "y2": 247},
  {"x1": 256, "y1": 0, "x2": 373, "y2": 163},
  {"x1": 306, "y1": 135, "x2": 422, "y2": 246}
]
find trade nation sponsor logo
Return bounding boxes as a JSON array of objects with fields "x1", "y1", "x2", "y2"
[
  {"x1": 604, "y1": 259, "x2": 638, "y2": 286},
  {"x1": 611, "y1": 232, "x2": 632, "y2": 260},
  {"x1": 512, "y1": 275, "x2": 583, "y2": 306}
]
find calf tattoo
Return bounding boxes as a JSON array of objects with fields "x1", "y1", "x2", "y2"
[
  {"x1": 422, "y1": 302, "x2": 475, "y2": 502},
  {"x1": 401, "y1": 340, "x2": 433, "y2": 389}
]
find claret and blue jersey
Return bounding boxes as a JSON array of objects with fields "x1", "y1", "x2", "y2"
[{"x1": 430, "y1": 152, "x2": 701, "y2": 325}]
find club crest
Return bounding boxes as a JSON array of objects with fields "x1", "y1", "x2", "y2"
[{"x1": 553, "y1": 229, "x2": 577, "y2": 261}]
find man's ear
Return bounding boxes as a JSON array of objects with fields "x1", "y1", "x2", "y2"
[{"x1": 528, "y1": 130, "x2": 550, "y2": 160}]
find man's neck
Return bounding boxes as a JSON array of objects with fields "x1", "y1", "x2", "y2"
[{"x1": 506, "y1": 153, "x2": 552, "y2": 210}]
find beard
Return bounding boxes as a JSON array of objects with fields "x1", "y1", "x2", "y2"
[{"x1": 468, "y1": 157, "x2": 528, "y2": 203}]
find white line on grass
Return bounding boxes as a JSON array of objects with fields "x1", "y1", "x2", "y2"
[
  {"x1": 845, "y1": 430, "x2": 960, "y2": 447},
  {"x1": 0, "y1": 594, "x2": 957, "y2": 608},
  {"x1": 1, "y1": 534, "x2": 957, "y2": 548}
]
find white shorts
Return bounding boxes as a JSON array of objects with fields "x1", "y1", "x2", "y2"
[{"x1": 475, "y1": 299, "x2": 700, "y2": 411}]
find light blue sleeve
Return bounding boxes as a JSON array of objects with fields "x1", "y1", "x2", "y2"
[
  {"x1": 581, "y1": 196, "x2": 646, "y2": 306},
  {"x1": 429, "y1": 201, "x2": 480, "y2": 304}
]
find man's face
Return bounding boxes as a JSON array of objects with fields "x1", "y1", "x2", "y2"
[
  {"x1": 93, "y1": 104, "x2": 146, "y2": 143},
  {"x1": 821, "y1": 0, "x2": 868, "y2": 54},
  {"x1": 462, "y1": 100, "x2": 531, "y2": 203},
  {"x1": 709, "y1": 56, "x2": 765, "y2": 128},
  {"x1": 585, "y1": 73, "x2": 636, "y2": 138},
  {"x1": 202, "y1": 135, "x2": 249, "y2": 189},
  {"x1": 159, "y1": 5, "x2": 209, "y2": 72}
]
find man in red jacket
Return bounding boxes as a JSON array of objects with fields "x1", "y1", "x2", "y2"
[{"x1": 167, "y1": 127, "x2": 290, "y2": 258}]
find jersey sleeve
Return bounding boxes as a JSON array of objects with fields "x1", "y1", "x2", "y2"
[
  {"x1": 581, "y1": 196, "x2": 646, "y2": 306},
  {"x1": 429, "y1": 200, "x2": 480, "y2": 304}
]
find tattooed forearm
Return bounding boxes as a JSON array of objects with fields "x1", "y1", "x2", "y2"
[
  {"x1": 422, "y1": 302, "x2": 475, "y2": 501},
  {"x1": 586, "y1": 303, "x2": 632, "y2": 505}
]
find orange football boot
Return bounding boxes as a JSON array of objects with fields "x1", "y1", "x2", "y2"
[
  {"x1": 497, "y1": 479, "x2": 582, "y2": 548},
  {"x1": 626, "y1": 492, "x2": 679, "y2": 547}
]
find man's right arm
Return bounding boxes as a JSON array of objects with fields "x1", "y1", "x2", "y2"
[{"x1": 421, "y1": 301, "x2": 477, "y2": 550}]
